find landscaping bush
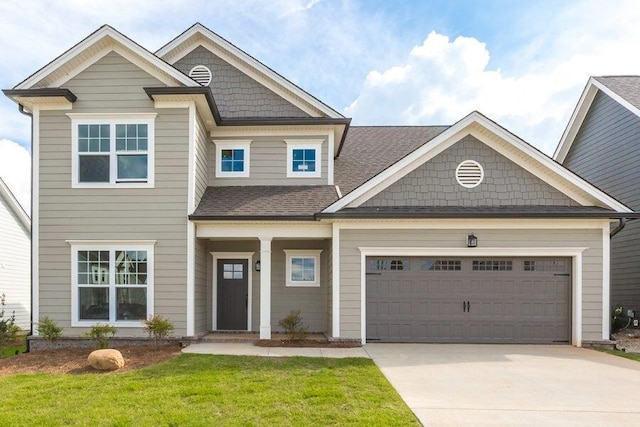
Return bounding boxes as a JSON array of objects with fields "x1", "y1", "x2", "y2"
[
  {"x1": 0, "y1": 293, "x2": 19, "y2": 355},
  {"x1": 86, "y1": 323, "x2": 117, "y2": 349},
  {"x1": 37, "y1": 316, "x2": 63, "y2": 347},
  {"x1": 143, "y1": 315, "x2": 174, "y2": 348},
  {"x1": 278, "y1": 310, "x2": 308, "y2": 341}
]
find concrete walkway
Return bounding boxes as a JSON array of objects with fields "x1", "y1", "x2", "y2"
[
  {"x1": 182, "y1": 342, "x2": 369, "y2": 358},
  {"x1": 365, "y1": 344, "x2": 640, "y2": 426}
]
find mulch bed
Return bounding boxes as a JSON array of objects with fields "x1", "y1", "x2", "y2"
[{"x1": 0, "y1": 343, "x2": 182, "y2": 375}]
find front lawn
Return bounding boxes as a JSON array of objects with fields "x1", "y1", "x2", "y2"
[
  {"x1": 597, "y1": 348, "x2": 640, "y2": 362},
  {"x1": 1, "y1": 335, "x2": 27, "y2": 358},
  {"x1": 0, "y1": 354, "x2": 419, "y2": 426}
]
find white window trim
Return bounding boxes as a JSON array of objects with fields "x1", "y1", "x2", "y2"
[
  {"x1": 214, "y1": 140, "x2": 252, "y2": 178},
  {"x1": 68, "y1": 113, "x2": 156, "y2": 188},
  {"x1": 284, "y1": 249, "x2": 322, "y2": 287},
  {"x1": 69, "y1": 241, "x2": 155, "y2": 327},
  {"x1": 285, "y1": 139, "x2": 322, "y2": 178}
]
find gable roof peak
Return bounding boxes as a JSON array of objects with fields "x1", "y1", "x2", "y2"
[{"x1": 0, "y1": 177, "x2": 30, "y2": 233}]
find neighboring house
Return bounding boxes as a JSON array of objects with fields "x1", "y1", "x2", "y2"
[
  {"x1": 555, "y1": 76, "x2": 640, "y2": 320},
  {"x1": 0, "y1": 177, "x2": 30, "y2": 330},
  {"x1": 3, "y1": 24, "x2": 636, "y2": 347}
]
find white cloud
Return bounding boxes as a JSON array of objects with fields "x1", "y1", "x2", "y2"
[
  {"x1": 346, "y1": 1, "x2": 640, "y2": 154},
  {"x1": 0, "y1": 139, "x2": 30, "y2": 214}
]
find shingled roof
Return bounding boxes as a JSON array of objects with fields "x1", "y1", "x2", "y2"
[
  {"x1": 190, "y1": 185, "x2": 338, "y2": 219},
  {"x1": 334, "y1": 126, "x2": 449, "y2": 195},
  {"x1": 594, "y1": 76, "x2": 640, "y2": 111}
]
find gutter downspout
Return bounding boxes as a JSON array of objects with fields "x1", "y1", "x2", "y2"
[
  {"x1": 610, "y1": 218, "x2": 627, "y2": 238},
  {"x1": 18, "y1": 104, "x2": 33, "y2": 350}
]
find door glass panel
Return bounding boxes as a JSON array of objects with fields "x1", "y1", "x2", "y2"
[{"x1": 223, "y1": 263, "x2": 244, "y2": 279}]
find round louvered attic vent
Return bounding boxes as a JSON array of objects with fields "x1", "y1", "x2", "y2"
[
  {"x1": 455, "y1": 160, "x2": 484, "y2": 188},
  {"x1": 189, "y1": 65, "x2": 212, "y2": 86}
]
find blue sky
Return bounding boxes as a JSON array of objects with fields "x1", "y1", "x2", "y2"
[{"x1": 2, "y1": 0, "x2": 640, "y2": 211}]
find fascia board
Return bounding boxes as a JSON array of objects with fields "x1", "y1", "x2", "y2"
[
  {"x1": 553, "y1": 79, "x2": 598, "y2": 162},
  {"x1": 157, "y1": 24, "x2": 343, "y2": 119},
  {"x1": 0, "y1": 178, "x2": 30, "y2": 233},
  {"x1": 16, "y1": 25, "x2": 197, "y2": 90}
]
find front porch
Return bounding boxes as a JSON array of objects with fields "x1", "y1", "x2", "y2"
[{"x1": 192, "y1": 222, "x2": 335, "y2": 340}]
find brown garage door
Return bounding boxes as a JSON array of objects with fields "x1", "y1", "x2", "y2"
[{"x1": 366, "y1": 257, "x2": 571, "y2": 343}]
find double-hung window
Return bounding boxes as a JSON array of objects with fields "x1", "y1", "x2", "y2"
[
  {"x1": 284, "y1": 250, "x2": 322, "y2": 287},
  {"x1": 69, "y1": 114, "x2": 155, "y2": 187},
  {"x1": 70, "y1": 241, "x2": 155, "y2": 326},
  {"x1": 285, "y1": 139, "x2": 322, "y2": 178},
  {"x1": 214, "y1": 140, "x2": 251, "y2": 178}
]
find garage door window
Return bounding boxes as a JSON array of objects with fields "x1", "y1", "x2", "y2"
[
  {"x1": 422, "y1": 260, "x2": 461, "y2": 271},
  {"x1": 369, "y1": 259, "x2": 410, "y2": 271},
  {"x1": 472, "y1": 260, "x2": 513, "y2": 271}
]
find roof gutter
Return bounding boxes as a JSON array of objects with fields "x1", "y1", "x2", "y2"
[{"x1": 610, "y1": 217, "x2": 627, "y2": 238}]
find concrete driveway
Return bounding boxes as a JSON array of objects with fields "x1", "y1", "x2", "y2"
[{"x1": 365, "y1": 344, "x2": 640, "y2": 426}]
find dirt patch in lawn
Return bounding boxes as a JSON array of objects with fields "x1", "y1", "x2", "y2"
[
  {"x1": 0, "y1": 343, "x2": 182, "y2": 375},
  {"x1": 255, "y1": 339, "x2": 360, "y2": 348}
]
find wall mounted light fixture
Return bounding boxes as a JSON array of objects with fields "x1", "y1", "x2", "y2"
[
  {"x1": 255, "y1": 260, "x2": 261, "y2": 271},
  {"x1": 467, "y1": 233, "x2": 478, "y2": 248}
]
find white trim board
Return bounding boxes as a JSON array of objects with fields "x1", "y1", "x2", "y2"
[
  {"x1": 16, "y1": 25, "x2": 197, "y2": 90},
  {"x1": 323, "y1": 111, "x2": 632, "y2": 214},
  {"x1": 554, "y1": 77, "x2": 640, "y2": 163},
  {"x1": 211, "y1": 252, "x2": 255, "y2": 332},
  {"x1": 357, "y1": 246, "x2": 587, "y2": 347}
]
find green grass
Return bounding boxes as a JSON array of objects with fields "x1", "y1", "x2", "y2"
[
  {"x1": 1, "y1": 335, "x2": 27, "y2": 358},
  {"x1": 0, "y1": 354, "x2": 419, "y2": 426},
  {"x1": 598, "y1": 348, "x2": 640, "y2": 362}
]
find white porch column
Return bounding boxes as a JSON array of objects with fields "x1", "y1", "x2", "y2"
[{"x1": 259, "y1": 237, "x2": 272, "y2": 339}]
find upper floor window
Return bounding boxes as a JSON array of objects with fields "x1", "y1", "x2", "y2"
[
  {"x1": 285, "y1": 139, "x2": 322, "y2": 178},
  {"x1": 69, "y1": 114, "x2": 156, "y2": 188},
  {"x1": 214, "y1": 140, "x2": 251, "y2": 178}
]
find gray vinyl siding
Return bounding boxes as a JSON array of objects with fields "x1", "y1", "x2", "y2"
[
  {"x1": 338, "y1": 228, "x2": 604, "y2": 342},
  {"x1": 364, "y1": 135, "x2": 580, "y2": 207},
  {"x1": 38, "y1": 51, "x2": 190, "y2": 336},
  {"x1": 173, "y1": 46, "x2": 310, "y2": 118},
  {"x1": 209, "y1": 136, "x2": 329, "y2": 186},
  {"x1": 194, "y1": 114, "x2": 209, "y2": 205},
  {"x1": 563, "y1": 90, "x2": 640, "y2": 314},
  {"x1": 270, "y1": 240, "x2": 329, "y2": 333},
  {"x1": 0, "y1": 196, "x2": 30, "y2": 329}
]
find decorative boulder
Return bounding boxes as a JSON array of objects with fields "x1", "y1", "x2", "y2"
[{"x1": 88, "y1": 349, "x2": 125, "y2": 371}]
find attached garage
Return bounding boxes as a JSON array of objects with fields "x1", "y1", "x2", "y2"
[{"x1": 366, "y1": 257, "x2": 572, "y2": 344}]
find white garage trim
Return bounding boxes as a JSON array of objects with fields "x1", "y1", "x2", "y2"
[{"x1": 358, "y1": 247, "x2": 588, "y2": 347}]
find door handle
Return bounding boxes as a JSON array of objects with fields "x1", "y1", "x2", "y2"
[
  {"x1": 463, "y1": 301, "x2": 467, "y2": 312},
  {"x1": 467, "y1": 301, "x2": 470, "y2": 312}
]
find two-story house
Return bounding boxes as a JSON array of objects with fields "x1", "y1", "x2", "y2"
[
  {"x1": 4, "y1": 24, "x2": 636, "y2": 347},
  {"x1": 555, "y1": 76, "x2": 640, "y2": 322}
]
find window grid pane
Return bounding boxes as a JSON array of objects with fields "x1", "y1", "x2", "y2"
[
  {"x1": 292, "y1": 149, "x2": 316, "y2": 172},
  {"x1": 220, "y1": 149, "x2": 245, "y2": 173},
  {"x1": 291, "y1": 257, "x2": 315, "y2": 281}
]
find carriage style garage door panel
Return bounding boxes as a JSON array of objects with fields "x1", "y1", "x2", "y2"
[{"x1": 366, "y1": 257, "x2": 571, "y2": 343}]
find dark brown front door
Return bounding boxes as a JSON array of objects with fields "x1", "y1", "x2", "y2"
[{"x1": 217, "y1": 259, "x2": 248, "y2": 330}]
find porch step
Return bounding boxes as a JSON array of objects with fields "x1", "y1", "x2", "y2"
[{"x1": 198, "y1": 332, "x2": 329, "y2": 344}]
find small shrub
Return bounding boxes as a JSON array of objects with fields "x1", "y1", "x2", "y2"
[
  {"x1": 143, "y1": 315, "x2": 174, "y2": 348},
  {"x1": 86, "y1": 323, "x2": 117, "y2": 349},
  {"x1": 37, "y1": 316, "x2": 63, "y2": 347},
  {"x1": 278, "y1": 310, "x2": 308, "y2": 342},
  {"x1": 0, "y1": 293, "x2": 18, "y2": 355},
  {"x1": 612, "y1": 304, "x2": 629, "y2": 333}
]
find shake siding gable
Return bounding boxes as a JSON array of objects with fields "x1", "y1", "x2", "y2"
[
  {"x1": 173, "y1": 45, "x2": 310, "y2": 119},
  {"x1": 363, "y1": 135, "x2": 580, "y2": 207},
  {"x1": 563, "y1": 90, "x2": 640, "y2": 314},
  {"x1": 38, "y1": 51, "x2": 191, "y2": 335}
]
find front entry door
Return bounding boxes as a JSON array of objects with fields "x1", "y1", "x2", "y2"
[{"x1": 217, "y1": 259, "x2": 249, "y2": 330}]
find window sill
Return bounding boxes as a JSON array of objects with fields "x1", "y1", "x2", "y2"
[
  {"x1": 72, "y1": 320, "x2": 146, "y2": 328},
  {"x1": 72, "y1": 182, "x2": 154, "y2": 189}
]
